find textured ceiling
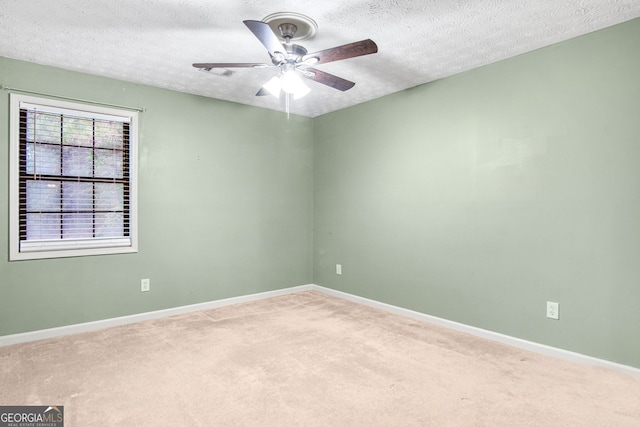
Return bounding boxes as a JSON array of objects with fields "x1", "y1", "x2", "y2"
[{"x1": 1, "y1": 1, "x2": 638, "y2": 117}]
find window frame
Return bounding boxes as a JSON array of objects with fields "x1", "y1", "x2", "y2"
[{"x1": 9, "y1": 93, "x2": 138, "y2": 261}]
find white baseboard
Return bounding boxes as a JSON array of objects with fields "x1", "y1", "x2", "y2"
[
  {"x1": 309, "y1": 284, "x2": 640, "y2": 377},
  {"x1": 2, "y1": 282, "x2": 638, "y2": 377},
  {"x1": 0, "y1": 284, "x2": 314, "y2": 347}
]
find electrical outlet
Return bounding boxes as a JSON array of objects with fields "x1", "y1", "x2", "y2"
[
  {"x1": 336, "y1": 264, "x2": 342, "y2": 275},
  {"x1": 547, "y1": 301, "x2": 559, "y2": 320},
  {"x1": 141, "y1": 278, "x2": 150, "y2": 292}
]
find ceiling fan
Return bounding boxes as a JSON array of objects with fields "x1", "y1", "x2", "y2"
[{"x1": 193, "y1": 13, "x2": 378, "y2": 100}]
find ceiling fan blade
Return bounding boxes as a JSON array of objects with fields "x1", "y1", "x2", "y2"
[
  {"x1": 243, "y1": 20, "x2": 287, "y2": 58},
  {"x1": 304, "y1": 68, "x2": 356, "y2": 91},
  {"x1": 303, "y1": 39, "x2": 378, "y2": 65},
  {"x1": 193, "y1": 63, "x2": 270, "y2": 69}
]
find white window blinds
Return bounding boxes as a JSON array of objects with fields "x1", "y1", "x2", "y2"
[{"x1": 10, "y1": 94, "x2": 138, "y2": 260}]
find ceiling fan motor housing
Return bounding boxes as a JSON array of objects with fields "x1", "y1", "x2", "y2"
[
  {"x1": 270, "y1": 41, "x2": 308, "y2": 65},
  {"x1": 286, "y1": 43, "x2": 308, "y2": 59}
]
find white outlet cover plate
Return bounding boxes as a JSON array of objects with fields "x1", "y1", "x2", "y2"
[{"x1": 547, "y1": 301, "x2": 559, "y2": 320}]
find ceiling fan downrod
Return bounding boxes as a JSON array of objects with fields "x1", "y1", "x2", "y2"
[{"x1": 278, "y1": 23, "x2": 297, "y2": 44}]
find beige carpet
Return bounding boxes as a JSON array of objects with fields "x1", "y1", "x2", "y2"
[{"x1": 1, "y1": 291, "x2": 639, "y2": 426}]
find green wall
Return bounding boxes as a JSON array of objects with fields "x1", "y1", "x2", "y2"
[
  {"x1": 313, "y1": 19, "x2": 640, "y2": 368},
  {"x1": 2, "y1": 19, "x2": 639, "y2": 369},
  {"x1": 0, "y1": 57, "x2": 314, "y2": 335}
]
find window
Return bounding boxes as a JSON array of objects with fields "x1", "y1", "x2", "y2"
[{"x1": 9, "y1": 94, "x2": 138, "y2": 260}]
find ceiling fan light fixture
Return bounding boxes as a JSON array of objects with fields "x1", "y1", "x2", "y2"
[
  {"x1": 281, "y1": 70, "x2": 310, "y2": 99},
  {"x1": 263, "y1": 76, "x2": 282, "y2": 97},
  {"x1": 262, "y1": 70, "x2": 310, "y2": 100}
]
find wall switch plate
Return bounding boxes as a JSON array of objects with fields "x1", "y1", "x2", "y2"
[
  {"x1": 547, "y1": 301, "x2": 559, "y2": 320},
  {"x1": 336, "y1": 264, "x2": 342, "y2": 275},
  {"x1": 141, "y1": 278, "x2": 150, "y2": 292}
]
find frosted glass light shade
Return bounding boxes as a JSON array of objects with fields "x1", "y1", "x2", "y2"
[
  {"x1": 281, "y1": 70, "x2": 310, "y2": 99},
  {"x1": 263, "y1": 76, "x2": 282, "y2": 97}
]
